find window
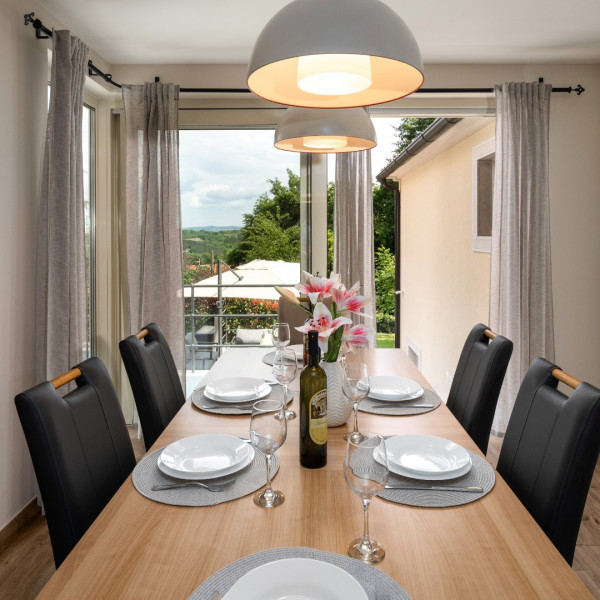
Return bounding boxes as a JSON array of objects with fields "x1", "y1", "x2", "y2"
[
  {"x1": 179, "y1": 128, "x2": 301, "y2": 381},
  {"x1": 472, "y1": 137, "x2": 494, "y2": 253},
  {"x1": 82, "y1": 104, "x2": 96, "y2": 357}
]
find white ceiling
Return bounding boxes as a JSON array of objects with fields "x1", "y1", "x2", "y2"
[{"x1": 37, "y1": 0, "x2": 600, "y2": 66}]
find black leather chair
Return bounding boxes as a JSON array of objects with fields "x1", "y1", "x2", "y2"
[
  {"x1": 15, "y1": 357, "x2": 136, "y2": 568},
  {"x1": 447, "y1": 323, "x2": 513, "y2": 454},
  {"x1": 497, "y1": 358, "x2": 600, "y2": 565},
  {"x1": 119, "y1": 322, "x2": 185, "y2": 451}
]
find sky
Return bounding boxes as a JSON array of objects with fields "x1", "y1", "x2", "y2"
[{"x1": 179, "y1": 118, "x2": 402, "y2": 228}]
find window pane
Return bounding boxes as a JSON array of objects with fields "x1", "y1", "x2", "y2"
[
  {"x1": 82, "y1": 105, "x2": 95, "y2": 358},
  {"x1": 179, "y1": 129, "x2": 299, "y2": 383}
]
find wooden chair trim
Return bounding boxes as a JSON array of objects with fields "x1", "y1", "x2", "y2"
[
  {"x1": 51, "y1": 368, "x2": 82, "y2": 390},
  {"x1": 552, "y1": 368, "x2": 581, "y2": 390},
  {"x1": 136, "y1": 328, "x2": 149, "y2": 340},
  {"x1": 484, "y1": 328, "x2": 580, "y2": 388}
]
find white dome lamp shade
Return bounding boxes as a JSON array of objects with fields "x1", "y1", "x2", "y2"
[
  {"x1": 247, "y1": 0, "x2": 424, "y2": 108},
  {"x1": 274, "y1": 107, "x2": 377, "y2": 153}
]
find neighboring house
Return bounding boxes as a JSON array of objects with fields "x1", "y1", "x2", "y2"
[{"x1": 377, "y1": 118, "x2": 494, "y2": 397}]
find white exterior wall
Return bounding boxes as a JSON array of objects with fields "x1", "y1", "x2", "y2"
[{"x1": 397, "y1": 123, "x2": 495, "y2": 398}]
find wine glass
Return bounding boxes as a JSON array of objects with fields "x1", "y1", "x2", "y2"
[
  {"x1": 272, "y1": 322, "x2": 291, "y2": 352},
  {"x1": 250, "y1": 399, "x2": 287, "y2": 508},
  {"x1": 344, "y1": 432, "x2": 389, "y2": 563},
  {"x1": 272, "y1": 348, "x2": 298, "y2": 420},
  {"x1": 343, "y1": 362, "x2": 370, "y2": 442}
]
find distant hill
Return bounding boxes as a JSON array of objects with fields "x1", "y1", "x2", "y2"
[{"x1": 183, "y1": 226, "x2": 241, "y2": 232}]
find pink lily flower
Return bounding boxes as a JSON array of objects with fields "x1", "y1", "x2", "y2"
[
  {"x1": 331, "y1": 284, "x2": 371, "y2": 316},
  {"x1": 342, "y1": 323, "x2": 375, "y2": 353},
  {"x1": 295, "y1": 271, "x2": 339, "y2": 305},
  {"x1": 295, "y1": 302, "x2": 352, "y2": 352}
]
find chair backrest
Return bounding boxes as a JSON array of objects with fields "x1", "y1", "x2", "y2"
[
  {"x1": 277, "y1": 299, "x2": 308, "y2": 346},
  {"x1": 497, "y1": 358, "x2": 600, "y2": 565},
  {"x1": 447, "y1": 323, "x2": 513, "y2": 454},
  {"x1": 15, "y1": 357, "x2": 136, "y2": 568},
  {"x1": 119, "y1": 322, "x2": 185, "y2": 451}
]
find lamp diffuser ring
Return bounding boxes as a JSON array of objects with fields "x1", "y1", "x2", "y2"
[{"x1": 274, "y1": 107, "x2": 377, "y2": 153}]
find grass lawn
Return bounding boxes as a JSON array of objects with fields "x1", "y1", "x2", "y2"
[{"x1": 376, "y1": 333, "x2": 395, "y2": 348}]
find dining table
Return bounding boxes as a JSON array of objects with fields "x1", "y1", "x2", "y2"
[{"x1": 36, "y1": 347, "x2": 592, "y2": 599}]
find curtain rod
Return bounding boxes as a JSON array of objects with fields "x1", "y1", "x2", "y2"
[{"x1": 25, "y1": 13, "x2": 585, "y2": 96}]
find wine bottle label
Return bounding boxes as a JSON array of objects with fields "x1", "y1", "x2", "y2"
[{"x1": 309, "y1": 389, "x2": 327, "y2": 445}]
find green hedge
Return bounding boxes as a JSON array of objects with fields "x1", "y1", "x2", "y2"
[{"x1": 376, "y1": 312, "x2": 395, "y2": 334}]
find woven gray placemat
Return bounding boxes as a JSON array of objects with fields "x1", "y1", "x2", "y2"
[
  {"x1": 261, "y1": 349, "x2": 304, "y2": 366},
  {"x1": 191, "y1": 384, "x2": 286, "y2": 415},
  {"x1": 360, "y1": 387, "x2": 441, "y2": 416},
  {"x1": 261, "y1": 350, "x2": 277, "y2": 366},
  {"x1": 379, "y1": 450, "x2": 495, "y2": 508},
  {"x1": 132, "y1": 445, "x2": 280, "y2": 507},
  {"x1": 187, "y1": 546, "x2": 411, "y2": 600}
]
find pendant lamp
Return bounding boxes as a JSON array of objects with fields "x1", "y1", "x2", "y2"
[
  {"x1": 274, "y1": 107, "x2": 376, "y2": 153},
  {"x1": 247, "y1": 0, "x2": 424, "y2": 108}
]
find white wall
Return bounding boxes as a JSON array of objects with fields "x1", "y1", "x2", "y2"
[{"x1": 0, "y1": 0, "x2": 52, "y2": 529}]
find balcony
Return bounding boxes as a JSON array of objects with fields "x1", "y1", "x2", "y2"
[{"x1": 184, "y1": 259, "x2": 300, "y2": 388}]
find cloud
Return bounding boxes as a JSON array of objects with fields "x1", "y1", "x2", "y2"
[{"x1": 178, "y1": 119, "x2": 402, "y2": 228}]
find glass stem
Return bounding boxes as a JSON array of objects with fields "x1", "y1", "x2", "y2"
[
  {"x1": 362, "y1": 497, "x2": 372, "y2": 545},
  {"x1": 264, "y1": 452, "x2": 273, "y2": 493},
  {"x1": 353, "y1": 401, "x2": 359, "y2": 433}
]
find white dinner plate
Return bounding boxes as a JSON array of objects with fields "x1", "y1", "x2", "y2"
[
  {"x1": 204, "y1": 377, "x2": 270, "y2": 403},
  {"x1": 289, "y1": 343, "x2": 304, "y2": 359},
  {"x1": 368, "y1": 375, "x2": 423, "y2": 401},
  {"x1": 158, "y1": 434, "x2": 254, "y2": 480},
  {"x1": 222, "y1": 558, "x2": 368, "y2": 600},
  {"x1": 375, "y1": 434, "x2": 472, "y2": 480}
]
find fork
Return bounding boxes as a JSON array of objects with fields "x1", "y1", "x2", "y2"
[
  {"x1": 371, "y1": 403, "x2": 435, "y2": 409},
  {"x1": 151, "y1": 480, "x2": 233, "y2": 492}
]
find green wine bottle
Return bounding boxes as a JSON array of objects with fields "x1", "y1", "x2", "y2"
[{"x1": 300, "y1": 330, "x2": 327, "y2": 468}]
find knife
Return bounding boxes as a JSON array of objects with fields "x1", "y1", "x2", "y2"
[
  {"x1": 385, "y1": 484, "x2": 483, "y2": 493},
  {"x1": 199, "y1": 404, "x2": 249, "y2": 413}
]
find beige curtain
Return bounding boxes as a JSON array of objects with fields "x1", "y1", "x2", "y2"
[
  {"x1": 490, "y1": 81, "x2": 554, "y2": 434},
  {"x1": 121, "y1": 83, "x2": 185, "y2": 375},
  {"x1": 35, "y1": 31, "x2": 88, "y2": 382},
  {"x1": 334, "y1": 151, "x2": 376, "y2": 327}
]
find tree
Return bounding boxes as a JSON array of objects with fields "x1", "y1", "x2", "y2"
[
  {"x1": 226, "y1": 169, "x2": 301, "y2": 266},
  {"x1": 392, "y1": 117, "x2": 435, "y2": 154},
  {"x1": 374, "y1": 245, "x2": 396, "y2": 333},
  {"x1": 372, "y1": 183, "x2": 395, "y2": 251},
  {"x1": 240, "y1": 216, "x2": 300, "y2": 262}
]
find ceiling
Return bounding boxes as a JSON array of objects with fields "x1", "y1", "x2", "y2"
[{"x1": 37, "y1": 0, "x2": 600, "y2": 66}]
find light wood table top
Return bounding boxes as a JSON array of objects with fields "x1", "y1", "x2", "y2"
[{"x1": 37, "y1": 348, "x2": 591, "y2": 599}]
